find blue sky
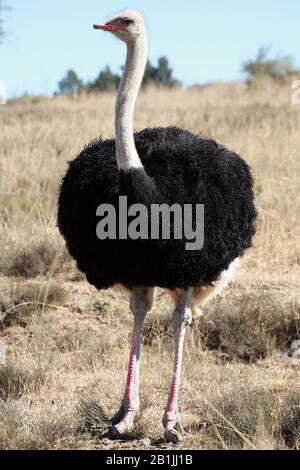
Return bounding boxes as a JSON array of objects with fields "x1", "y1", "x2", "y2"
[{"x1": 1, "y1": 0, "x2": 299, "y2": 97}]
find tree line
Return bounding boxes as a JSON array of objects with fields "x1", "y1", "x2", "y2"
[
  {"x1": 58, "y1": 56, "x2": 182, "y2": 96},
  {"x1": 59, "y1": 46, "x2": 299, "y2": 96}
]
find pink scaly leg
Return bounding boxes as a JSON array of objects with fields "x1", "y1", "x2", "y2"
[
  {"x1": 108, "y1": 287, "x2": 154, "y2": 438},
  {"x1": 163, "y1": 288, "x2": 192, "y2": 444}
]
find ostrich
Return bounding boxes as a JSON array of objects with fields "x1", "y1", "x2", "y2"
[{"x1": 58, "y1": 10, "x2": 256, "y2": 443}]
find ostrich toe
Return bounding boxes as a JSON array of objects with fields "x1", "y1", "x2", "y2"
[{"x1": 163, "y1": 413, "x2": 186, "y2": 444}]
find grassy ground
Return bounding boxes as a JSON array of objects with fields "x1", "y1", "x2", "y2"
[{"x1": 0, "y1": 83, "x2": 300, "y2": 450}]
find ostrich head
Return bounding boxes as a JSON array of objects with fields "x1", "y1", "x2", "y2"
[
  {"x1": 93, "y1": 10, "x2": 145, "y2": 43},
  {"x1": 93, "y1": 10, "x2": 148, "y2": 173}
]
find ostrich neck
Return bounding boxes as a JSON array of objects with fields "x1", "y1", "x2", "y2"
[{"x1": 115, "y1": 36, "x2": 147, "y2": 172}]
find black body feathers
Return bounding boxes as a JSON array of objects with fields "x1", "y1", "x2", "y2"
[{"x1": 58, "y1": 127, "x2": 256, "y2": 290}]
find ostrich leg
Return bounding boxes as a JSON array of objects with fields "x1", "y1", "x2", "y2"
[
  {"x1": 163, "y1": 288, "x2": 193, "y2": 444},
  {"x1": 108, "y1": 287, "x2": 154, "y2": 438}
]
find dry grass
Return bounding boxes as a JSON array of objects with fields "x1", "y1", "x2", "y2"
[
  {"x1": 0, "y1": 280, "x2": 68, "y2": 329},
  {"x1": 0, "y1": 83, "x2": 299, "y2": 450}
]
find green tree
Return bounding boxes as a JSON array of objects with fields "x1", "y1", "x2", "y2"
[
  {"x1": 142, "y1": 60, "x2": 157, "y2": 86},
  {"x1": 58, "y1": 70, "x2": 83, "y2": 96},
  {"x1": 89, "y1": 66, "x2": 121, "y2": 92},
  {"x1": 156, "y1": 57, "x2": 181, "y2": 87},
  {"x1": 142, "y1": 57, "x2": 181, "y2": 88},
  {"x1": 243, "y1": 46, "x2": 298, "y2": 83}
]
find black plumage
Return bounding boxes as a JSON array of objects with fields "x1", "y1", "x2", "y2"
[{"x1": 58, "y1": 126, "x2": 256, "y2": 290}]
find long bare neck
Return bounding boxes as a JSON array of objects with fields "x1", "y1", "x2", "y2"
[{"x1": 115, "y1": 35, "x2": 147, "y2": 172}]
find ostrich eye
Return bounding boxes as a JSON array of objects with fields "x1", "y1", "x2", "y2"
[{"x1": 122, "y1": 18, "x2": 134, "y2": 26}]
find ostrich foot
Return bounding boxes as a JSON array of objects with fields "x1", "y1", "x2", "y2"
[
  {"x1": 107, "y1": 403, "x2": 138, "y2": 439},
  {"x1": 163, "y1": 413, "x2": 186, "y2": 444}
]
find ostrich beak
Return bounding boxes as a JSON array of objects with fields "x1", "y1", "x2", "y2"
[{"x1": 93, "y1": 23, "x2": 127, "y2": 31}]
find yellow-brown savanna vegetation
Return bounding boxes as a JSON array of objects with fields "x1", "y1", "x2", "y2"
[{"x1": 0, "y1": 83, "x2": 299, "y2": 449}]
